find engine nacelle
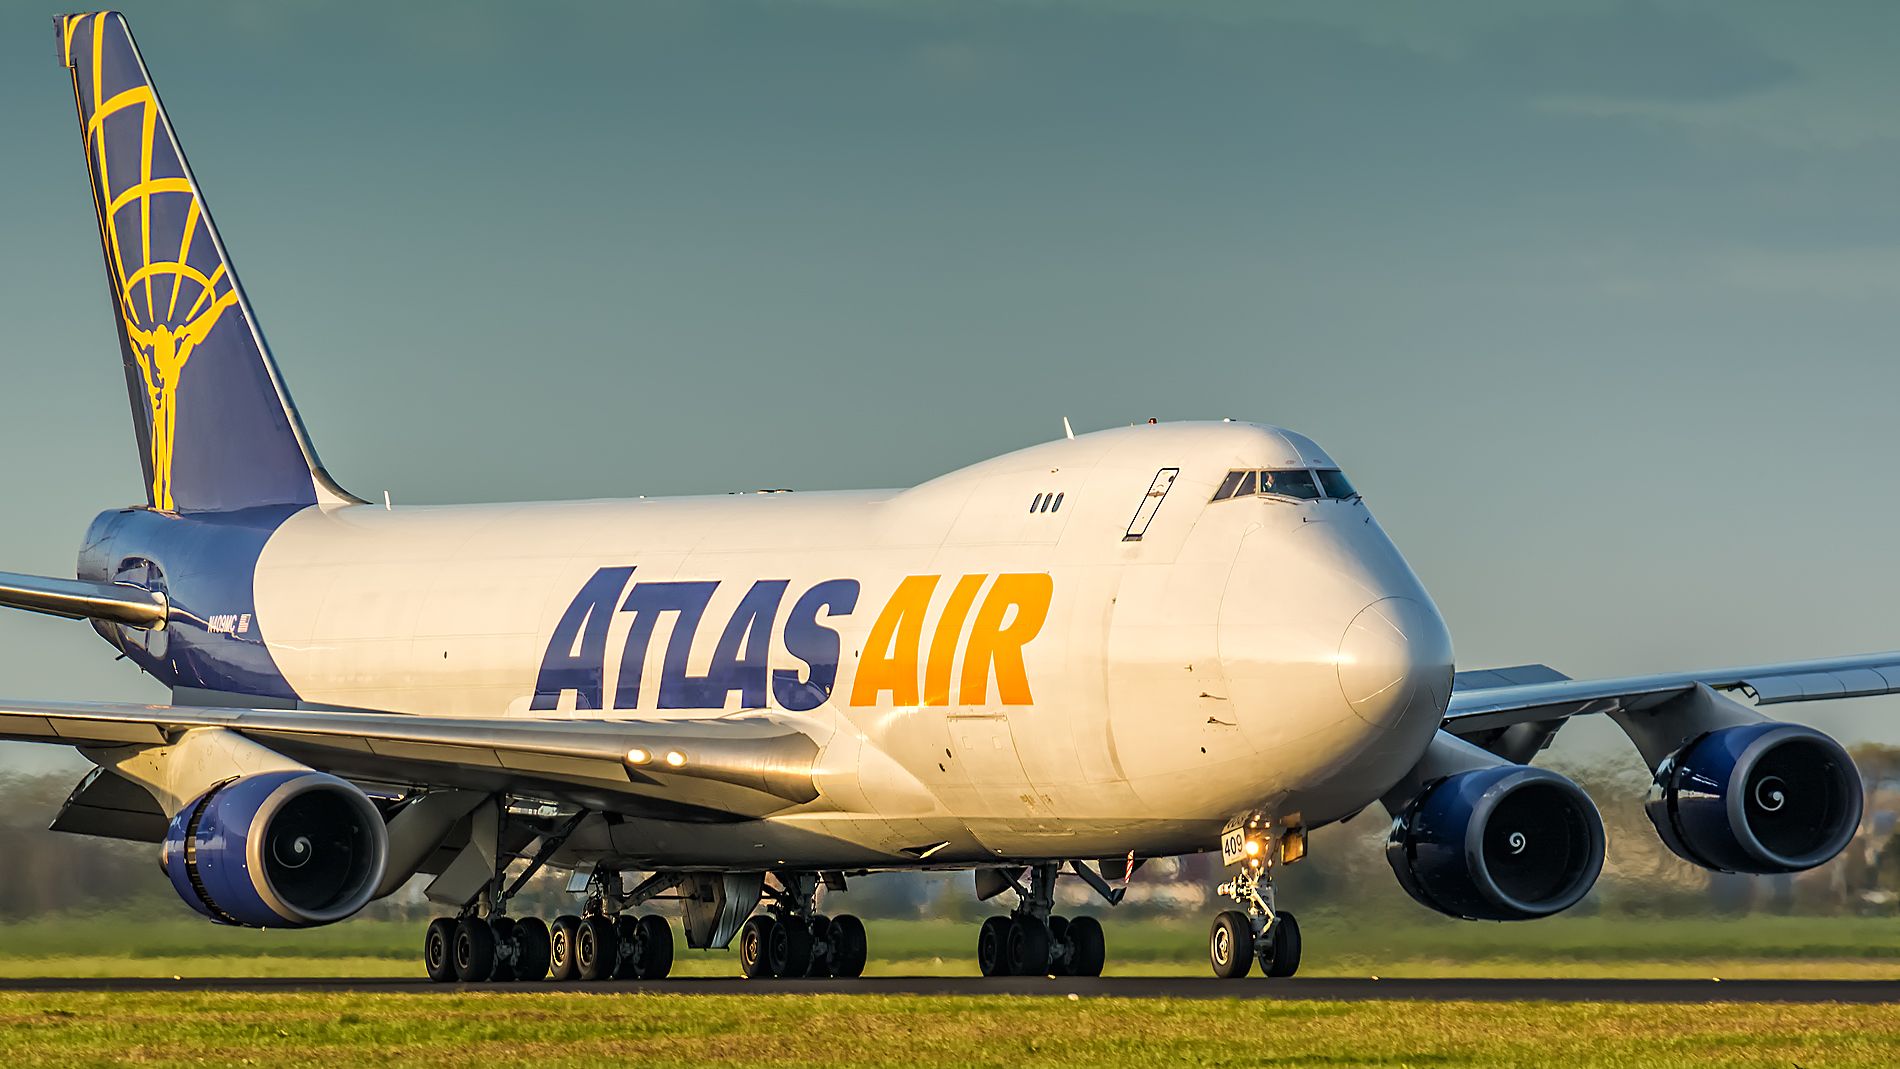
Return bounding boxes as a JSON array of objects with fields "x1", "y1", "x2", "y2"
[
  {"x1": 1386, "y1": 765, "x2": 1605, "y2": 921},
  {"x1": 1647, "y1": 722, "x2": 1862, "y2": 874},
  {"x1": 162, "y1": 770, "x2": 388, "y2": 927}
]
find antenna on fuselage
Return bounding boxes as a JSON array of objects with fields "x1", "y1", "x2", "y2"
[{"x1": 1062, "y1": 416, "x2": 1075, "y2": 440}]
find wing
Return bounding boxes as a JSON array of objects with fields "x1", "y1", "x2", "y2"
[
  {"x1": 0, "y1": 697, "x2": 821, "y2": 820},
  {"x1": 1444, "y1": 651, "x2": 1900, "y2": 746}
]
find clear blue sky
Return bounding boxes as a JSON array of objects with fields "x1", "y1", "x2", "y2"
[{"x1": 2, "y1": 0, "x2": 1898, "y2": 772}]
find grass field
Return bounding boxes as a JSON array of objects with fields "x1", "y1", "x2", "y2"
[
  {"x1": 4, "y1": 912, "x2": 1900, "y2": 980},
  {"x1": 2, "y1": 991, "x2": 1898, "y2": 1068},
  {"x1": 3, "y1": 915, "x2": 1900, "y2": 1066}
]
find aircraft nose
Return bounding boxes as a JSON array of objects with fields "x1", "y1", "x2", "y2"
[{"x1": 1337, "y1": 596, "x2": 1453, "y2": 729}]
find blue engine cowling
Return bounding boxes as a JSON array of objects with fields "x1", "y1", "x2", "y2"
[
  {"x1": 161, "y1": 770, "x2": 388, "y2": 928},
  {"x1": 1386, "y1": 765, "x2": 1606, "y2": 921},
  {"x1": 1647, "y1": 722, "x2": 1862, "y2": 874}
]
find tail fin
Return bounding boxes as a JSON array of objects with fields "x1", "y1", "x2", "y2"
[{"x1": 57, "y1": 12, "x2": 357, "y2": 513}]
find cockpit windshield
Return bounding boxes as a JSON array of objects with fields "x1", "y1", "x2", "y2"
[
  {"x1": 1258, "y1": 469, "x2": 1321, "y2": 500},
  {"x1": 1211, "y1": 467, "x2": 1359, "y2": 503},
  {"x1": 1315, "y1": 469, "x2": 1357, "y2": 500}
]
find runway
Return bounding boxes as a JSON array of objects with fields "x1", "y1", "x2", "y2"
[{"x1": 2, "y1": 976, "x2": 1897, "y2": 1002}]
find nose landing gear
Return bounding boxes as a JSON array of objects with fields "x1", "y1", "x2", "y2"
[{"x1": 1209, "y1": 816, "x2": 1304, "y2": 979}]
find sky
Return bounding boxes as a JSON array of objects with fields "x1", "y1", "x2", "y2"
[{"x1": 1, "y1": 0, "x2": 1898, "y2": 775}]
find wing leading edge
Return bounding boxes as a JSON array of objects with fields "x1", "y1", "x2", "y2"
[
  {"x1": 0, "y1": 698, "x2": 823, "y2": 818},
  {"x1": 1444, "y1": 651, "x2": 1900, "y2": 737}
]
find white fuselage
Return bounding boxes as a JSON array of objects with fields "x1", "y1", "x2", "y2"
[{"x1": 244, "y1": 422, "x2": 1455, "y2": 867}]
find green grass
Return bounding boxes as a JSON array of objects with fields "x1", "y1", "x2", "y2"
[
  {"x1": 1, "y1": 992, "x2": 1897, "y2": 1067},
  {"x1": 4, "y1": 913, "x2": 1900, "y2": 980}
]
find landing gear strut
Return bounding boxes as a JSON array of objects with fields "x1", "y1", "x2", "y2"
[
  {"x1": 419, "y1": 805, "x2": 679, "y2": 983},
  {"x1": 1209, "y1": 817, "x2": 1303, "y2": 979},
  {"x1": 736, "y1": 871, "x2": 867, "y2": 979},
  {"x1": 976, "y1": 862, "x2": 1110, "y2": 977}
]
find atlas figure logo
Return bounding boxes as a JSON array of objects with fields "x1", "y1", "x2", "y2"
[
  {"x1": 68, "y1": 10, "x2": 242, "y2": 511},
  {"x1": 533, "y1": 570, "x2": 1053, "y2": 713}
]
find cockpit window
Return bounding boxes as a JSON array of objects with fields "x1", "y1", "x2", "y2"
[
  {"x1": 1316, "y1": 469, "x2": 1358, "y2": 500},
  {"x1": 1214, "y1": 467, "x2": 1358, "y2": 503},
  {"x1": 1259, "y1": 469, "x2": 1320, "y2": 500}
]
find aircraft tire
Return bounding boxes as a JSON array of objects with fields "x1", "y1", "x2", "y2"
[
  {"x1": 576, "y1": 915, "x2": 618, "y2": 981},
  {"x1": 423, "y1": 917, "x2": 457, "y2": 983},
  {"x1": 739, "y1": 914, "x2": 777, "y2": 979},
  {"x1": 830, "y1": 914, "x2": 868, "y2": 978},
  {"x1": 769, "y1": 915, "x2": 815, "y2": 978},
  {"x1": 453, "y1": 917, "x2": 496, "y2": 982},
  {"x1": 514, "y1": 917, "x2": 551, "y2": 982},
  {"x1": 635, "y1": 914, "x2": 674, "y2": 980},
  {"x1": 1067, "y1": 916, "x2": 1106, "y2": 978},
  {"x1": 1209, "y1": 911, "x2": 1253, "y2": 979},
  {"x1": 612, "y1": 915, "x2": 643, "y2": 980},
  {"x1": 977, "y1": 915, "x2": 1011, "y2": 977},
  {"x1": 1046, "y1": 916, "x2": 1071, "y2": 975},
  {"x1": 488, "y1": 916, "x2": 517, "y2": 981},
  {"x1": 1264, "y1": 912, "x2": 1302, "y2": 978},
  {"x1": 548, "y1": 915, "x2": 582, "y2": 981},
  {"x1": 1005, "y1": 916, "x2": 1051, "y2": 976},
  {"x1": 806, "y1": 915, "x2": 834, "y2": 977}
]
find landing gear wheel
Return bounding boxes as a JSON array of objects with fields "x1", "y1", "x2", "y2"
[
  {"x1": 806, "y1": 915, "x2": 834, "y2": 978},
  {"x1": 1067, "y1": 915, "x2": 1105, "y2": 978},
  {"x1": 634, "y1": 914, "x2": 674, "y2": 979},
  {"x1": 424, "y1": 917, "x2": 457, "y2": 983},
  {"x1": 488, "y1": 916, "x2": 517, "y2": 981},
  {"x1": 1046, "y1": 916, "x2": 1071, "y2": 976},
  {"x1": 576, "y1": 915, "x2": 618, "y2": 982},
  {"x1": 513, "y1": 917, "x2": 551, "y2": 982},
  {"x1": 1005, "y1": 916, "x2": 1051, "y2": 976},
  {"x1": 612, "y1": 915, "x2": 643, "y2": 980},
  {"x1": 1264, "y1": 911, "x2": 1302, "y2": 978},
  {"x1": 548, "y1": 915, "x2": 581, "y2": 981},
  {"x1": 829, "y1": 914, "x2": 867, "y2": 978},
  {"x1": 1209, "y1": 911, "x2": 1254, "y2": 979},
  {"x1": 977, "y1": 915, "x2": 1011, "y2": 977},
  {"x1": 739, "y1": 914, "x2": 777, "y2": 979},
  {"x1": 768, "y1": 916, "x2": 815, "y2": 978},
  {"x1": 452, "y1": 917, "x2": 496, "y2": 982}
]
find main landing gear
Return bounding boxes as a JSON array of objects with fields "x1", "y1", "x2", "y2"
[
  {"x1": 975, "y1": 862, "x2": 1112, "y2": 978},
  {"x1": 1208, "y1": 819, "x2": 1303, "y2": 979},
  {"x1": 736, "y1": 872, "x2": 868, "y2": 979},
  {"x1": 424, "y1": 865, "x2": 677, "y2": 983}
]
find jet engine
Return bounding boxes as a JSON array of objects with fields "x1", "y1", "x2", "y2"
[
  {"x1": 1646, "y1": 722, "x2": 1862, "y2": 874},
  {"x1": 1386, "y1": 764, "x2": 1605, "y2": 921},
  {"x1": 162, "y1": 770, "x2": 388, "y2": 927}
]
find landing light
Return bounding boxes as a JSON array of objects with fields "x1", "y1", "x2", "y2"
[
  {"x1": 665, "y1": 750, "x2": 687, "y2": 768},
  {"x1": 1243, "y1": 839, "x2": 1262, "y2": 858},
  {"x1": 626, "y1": 747, "x2": 652, "y2": 766}
]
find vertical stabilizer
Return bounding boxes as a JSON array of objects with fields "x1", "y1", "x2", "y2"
[{"x1": 57, "y1": 11, "x2": 357, "y2": 512}]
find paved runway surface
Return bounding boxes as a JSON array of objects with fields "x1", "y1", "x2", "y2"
[{"x1": 3, "y1": 976, "x2": 1897, "y2": 1002}]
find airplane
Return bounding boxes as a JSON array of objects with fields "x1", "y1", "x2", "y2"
[{"x1": 0, "y1": 10, "x2": 1889, "y2": 983}]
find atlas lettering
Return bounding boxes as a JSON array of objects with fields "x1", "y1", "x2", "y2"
[{"x1": 532, "y1": 570, "x2": 1052, "y2": 711}]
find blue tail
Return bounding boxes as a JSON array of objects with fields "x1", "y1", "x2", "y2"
[{"x1": 57, "y1": 12, "x2": 357, "y2": 513}]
